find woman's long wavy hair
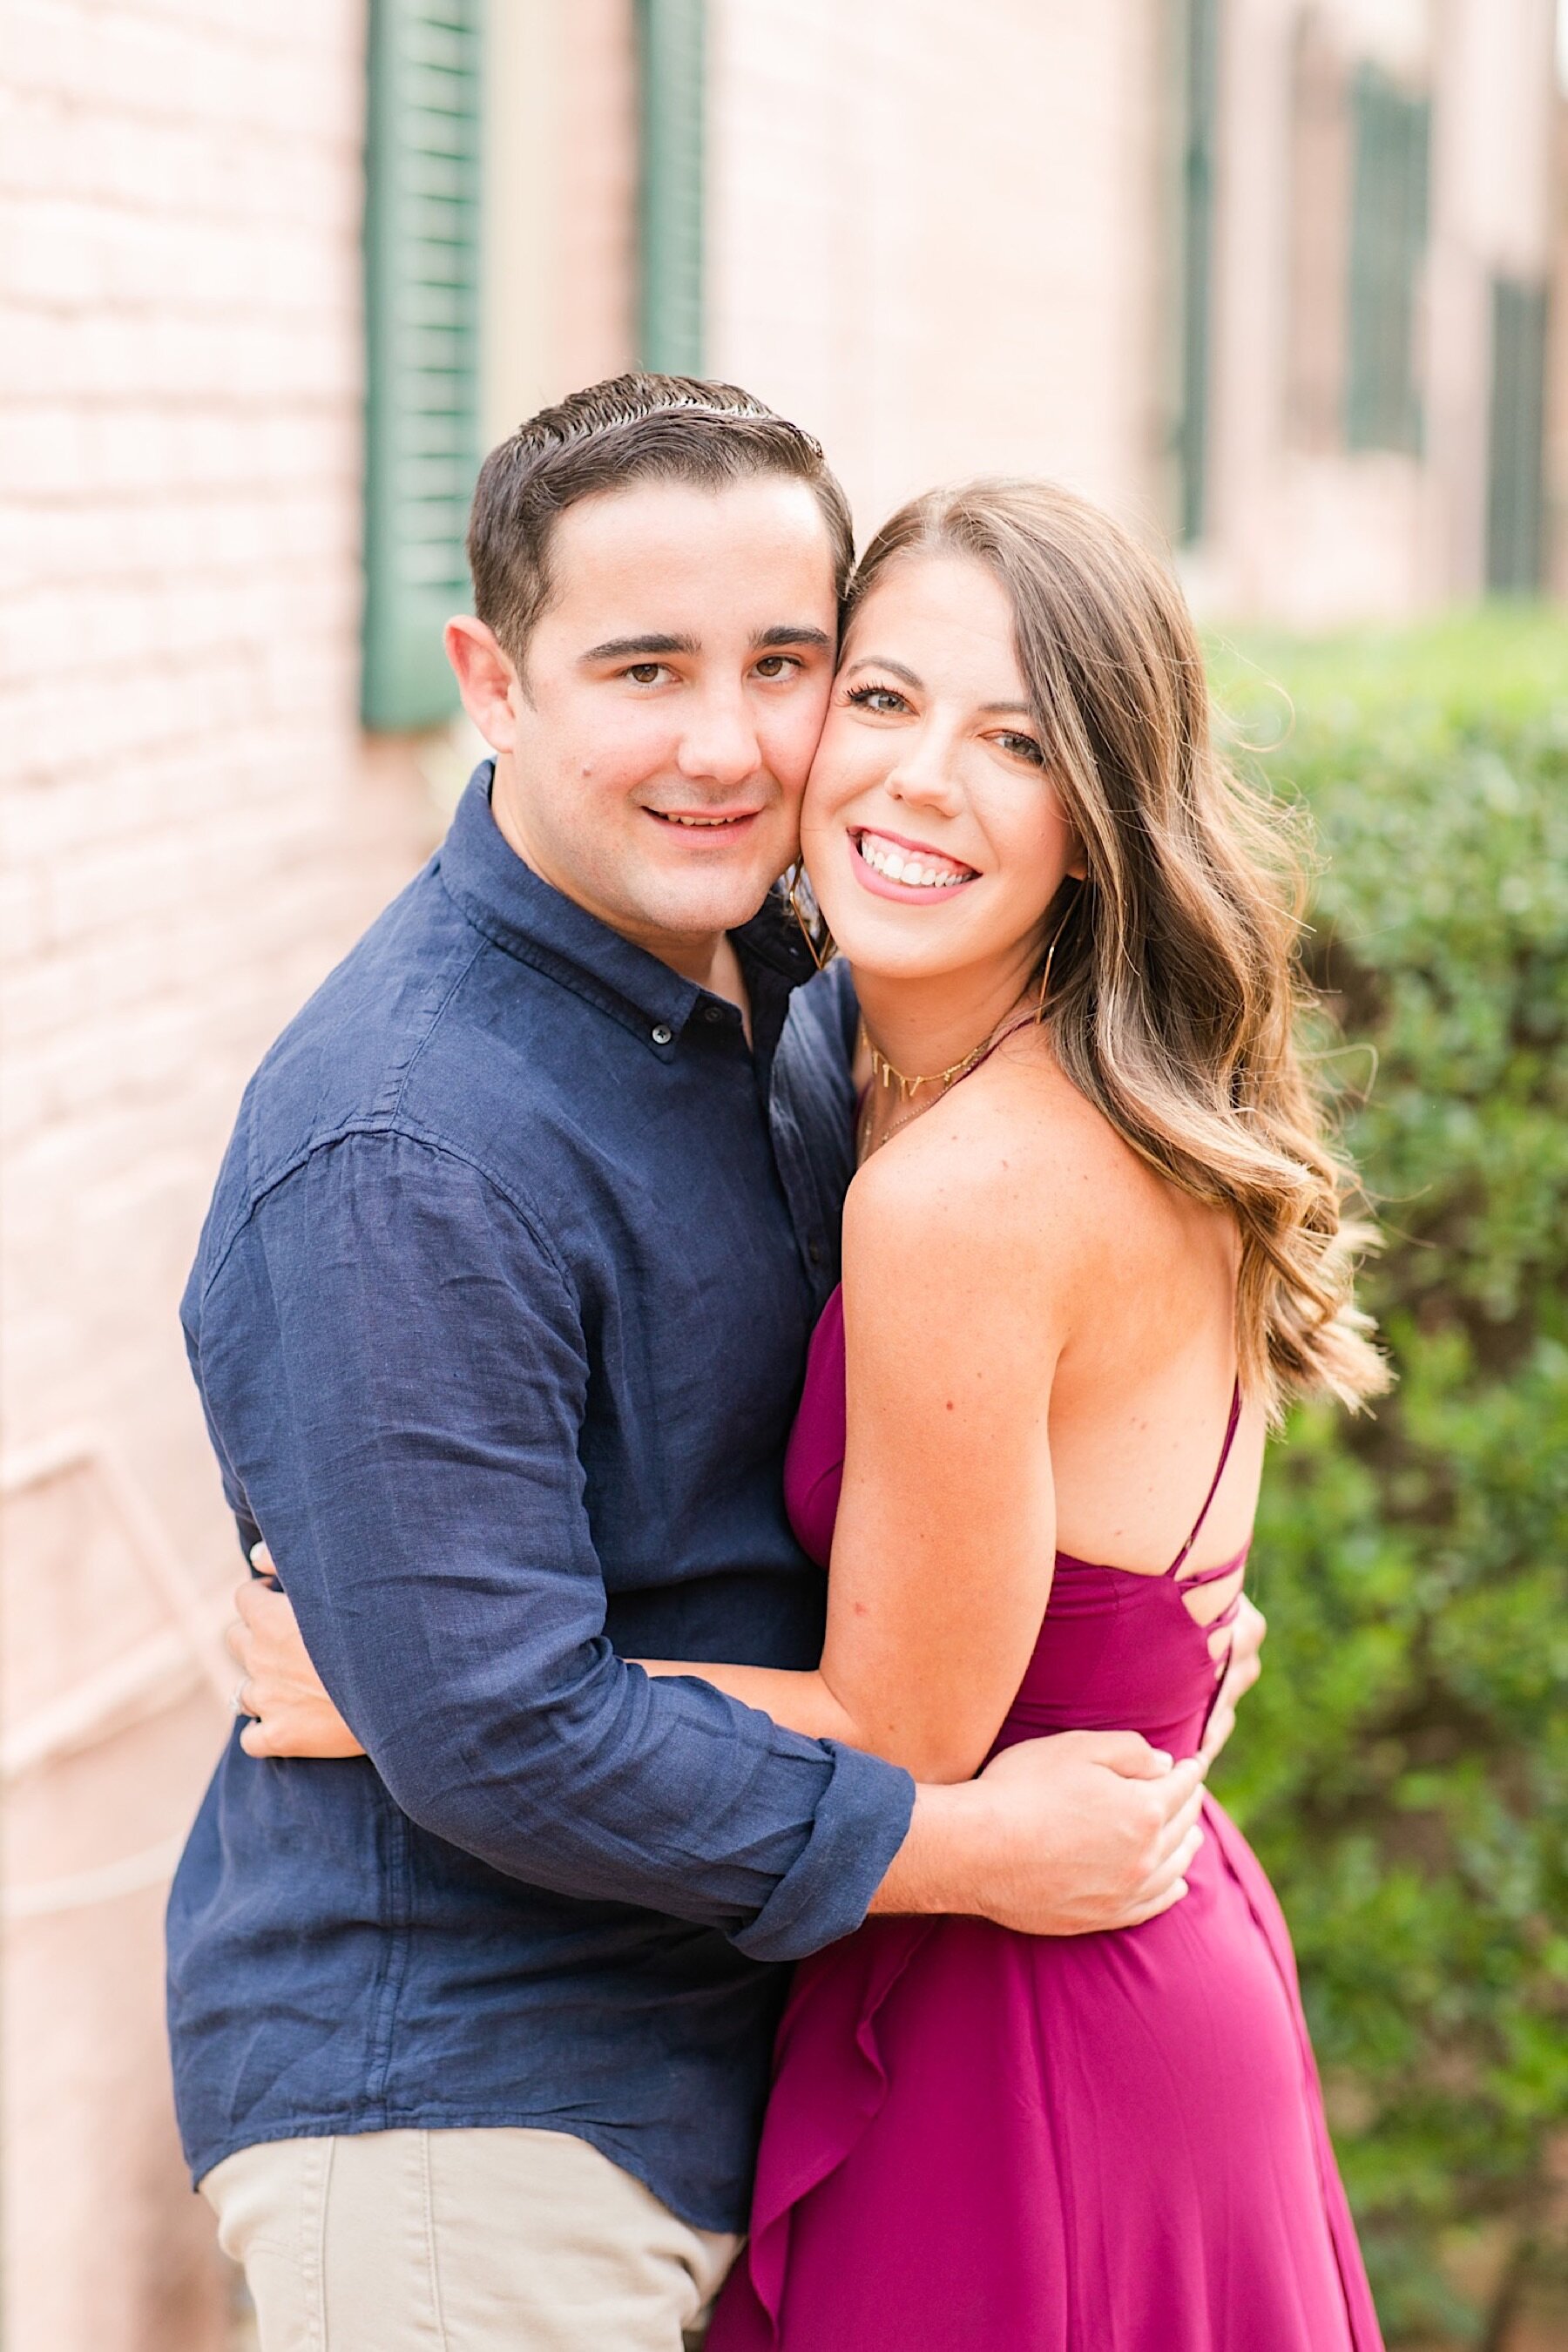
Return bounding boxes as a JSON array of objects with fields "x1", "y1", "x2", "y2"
[{"x1": 844, "y1": 480, "x2": 1386, "y2": 1417}]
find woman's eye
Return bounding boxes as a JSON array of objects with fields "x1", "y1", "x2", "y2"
[
  {"x1": 994, "y1": 730, "x2": 1044, "y2": 766},
  {"x1": 754, "y1": 654, "x2": 801, "y2": 680},
  {"x1": 846, "y1": 683, "x2": 909, "y2": 715}
]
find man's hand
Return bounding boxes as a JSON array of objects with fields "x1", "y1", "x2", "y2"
[
  {"x1": 226, "y1": 1561, "x2": 1257, "y2": 1923},
  {"x1": 1200, "y1": 1595, "x2": 1267, "y2": 1767},
  {"x1": 226, "y1": 1555, "x2": 366, "y2": 1761},
  {"x1": 872, "y1": 1729, "x2": 1207, "y2": 1935}
]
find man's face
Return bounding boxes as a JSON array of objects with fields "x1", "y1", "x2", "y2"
[{"x1": 458, "y1": 476, "x2": 840, "y2": 965}]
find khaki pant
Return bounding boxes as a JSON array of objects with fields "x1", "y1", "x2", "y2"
[{"x1": 201, "y1": 2127, "x2": 740, "y2": 2352}]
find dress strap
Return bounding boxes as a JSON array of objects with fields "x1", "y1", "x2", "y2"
[{"x1": 1167, "y1": 1379, "x2": 1243, "y2": 1578}]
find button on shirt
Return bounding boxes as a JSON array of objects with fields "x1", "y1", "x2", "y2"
[{"x1": 169, "y1": 767, "x2": 915, "y2": 2230}]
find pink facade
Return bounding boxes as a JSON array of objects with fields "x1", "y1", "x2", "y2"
[
  {"x1": 705, "y1": 0, "x2": 1163, "y2": 537},
  {"x1": 705, "y1": 0, "x2": 1565, "y2": 617},
  {"x1": 1, "y1": 3, "x2": 1562, "y2": 2346},
  {"x1": 1, "y1": 5, "x2": 433, "y2": 2346},
  {"x1": 1197, "y1": 0, "x2": 1565, "y2": 619}
]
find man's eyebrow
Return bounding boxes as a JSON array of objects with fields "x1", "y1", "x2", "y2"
[
  {"x1": 577, "y1": 625, "x2": 832, "y2": 665},
  {"x1": 754, "y1": 624, "x2": 834, "y2": 652},
  {"x1": 579, "y1": 633, "x2": 699, "y2": 664}
]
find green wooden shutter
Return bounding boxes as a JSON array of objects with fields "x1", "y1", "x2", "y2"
[
  {"x1": 362, "y1": 0, "x2": 483, "y2": 732},
  {"x1": 1344, "y1": 64, "x2": 1429, "y2": 455},
  {"x1": 1174, "y1": 0, "x2": 1220, "y2": 544},
  {"x1": 1486, "y1": 276, "x2": 1548, "y2": 596},
  {"x1": 636, "y1": 0, "x2": 706, "y2": 375}
]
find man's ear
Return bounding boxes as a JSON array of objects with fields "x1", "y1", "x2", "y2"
[{"x1": 445, "y1": 616, "x2": 522, "y2": 750}]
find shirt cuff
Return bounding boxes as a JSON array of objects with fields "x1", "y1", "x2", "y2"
[{"x1": 730, "y1": 1742, "x2": 916, "y2": 1964}]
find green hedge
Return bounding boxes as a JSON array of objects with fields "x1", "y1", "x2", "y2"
[{"x1": 1206, "y1": 612, "x2": 1568, "y2": 2346}]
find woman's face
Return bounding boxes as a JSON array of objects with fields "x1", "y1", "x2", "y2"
[{"x1": 801, "y1": 551, "x2": 1085, "y2": 988}]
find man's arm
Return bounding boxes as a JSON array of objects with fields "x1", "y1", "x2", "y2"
[
  {"x1": 207, "y1": 1132, "x2": 1216, "y2": 1944},
  {"x1": 232, "y1": 1564, "x2": 1211, "y2": 1934},
  {"x1": 193, "y1": 1129, "x2": 912, "y2": 1963}
]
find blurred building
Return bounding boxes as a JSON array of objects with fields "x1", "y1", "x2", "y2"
[{"x1": 2, "y1": 3, "x2": 1563, "y2": 2348}]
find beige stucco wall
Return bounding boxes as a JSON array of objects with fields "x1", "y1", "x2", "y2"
[
  {"x1": 705, "y1": 0, "x2": 1166, "y2": 552},
  {"x1": 0, "y1": 3, "x2": 433, "y2": 2345},
  {"x1": 705, "y1": 0, "x2": 1562, "y2": 621},
  {"x1": 1198, "y1": 0, "x2": 1562, "y2": 619},
  {"x1": 480, "y1": 0, "x2": 637, "y2": 442}
]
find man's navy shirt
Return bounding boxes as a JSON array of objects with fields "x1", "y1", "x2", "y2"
[{"x1": 169, "y1": 766, "x2": 915, "y2": 2230}]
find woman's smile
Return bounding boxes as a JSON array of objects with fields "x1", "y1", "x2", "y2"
[
  {"x1": 849, "y1": 825, "x2": 981, "y2": 901},
  {"x1": 801, "y1": 551, "x2": 1085, "y2": 1003}
]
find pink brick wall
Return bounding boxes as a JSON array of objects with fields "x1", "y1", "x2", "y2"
[
  {"x1": 0, "y1": 4, "x2": 434, "y2": 2345},
  {"x1": 3, "y1": 6, "x2": 1560, "y2": 2343}
]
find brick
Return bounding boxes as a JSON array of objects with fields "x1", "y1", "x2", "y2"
[
  {"x1": 0, "y1": 951, "x2": 84, "y2": 1046},
  {"x1": 0, "y1": 205, "x2": 96, "y2": 311},
  {"x1": 0, "y1": 85, "x2": 78, "y2": 205},
  {"x1": 0, "y1": 583, "x2": 165, "y2": 683},
  {"x1": 0, "y1": 1048, "x2": 55, "y2": 1153},
  {"x1": 0, "y1": 865, "x2": 51, "y2": 967},
  {"x1": 0, "y1": 402, "x2": 91, "y2": 496}
]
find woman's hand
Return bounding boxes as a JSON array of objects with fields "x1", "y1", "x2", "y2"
[
  {"x1": 226, "y1": 1549, "x2": 366, "y2": 1759},
  {"x1": 1200, "y1": 1594, "x2": 1267, "y2": 1767}
]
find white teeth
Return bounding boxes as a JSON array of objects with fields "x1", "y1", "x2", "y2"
[
  {"x1": 856, "y1": 834, "x2": 971, "y2": 889},
  {"x1": 666, "y1": 814, "x2": 738, "y2": 828}
]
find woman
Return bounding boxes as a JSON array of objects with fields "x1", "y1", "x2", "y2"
[
  {"x1": 253, "y1": 479, "x2": 1388, "y2": 2349},
  {"x1": 645, "y1": 480, "x2": 1386, "y2": 2351}
]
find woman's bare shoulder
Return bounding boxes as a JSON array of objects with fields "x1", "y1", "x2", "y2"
[
  {"x1": 844, "y1": 1039, "x2": 1143, "y2": 1307},
  {"x1": 852, "y1": 1040, "x2": 1146, "y2": 1224}
]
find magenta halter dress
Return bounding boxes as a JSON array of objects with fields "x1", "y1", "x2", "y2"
[{"x1": 707, "y1": 1286, "x2": 1383, "y2": 2352}]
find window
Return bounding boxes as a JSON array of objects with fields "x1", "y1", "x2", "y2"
[
  {"x1": 1173, "y1": 0, "x2": 1220, "y2": 544},
  {"x1": 1285, "y1": 10, "x2": 1350, "y2": 454},
  {"x1": 1344, "y1": 63, "x2": 1429, "y2": 455},
  {"x1": 362, "y1": 0, "x2": 483, "y2": 732},
  {"x1": 1486, "y1": 277, "x2": 1549, "y2": 596},
  {"x1": 636, "y1": 0, "x2": 706, "y2": 375}
]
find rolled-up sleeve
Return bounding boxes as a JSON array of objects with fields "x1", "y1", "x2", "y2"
[{"x1": 189, "y1": 1130, "x2": 913, "y2": 1963}]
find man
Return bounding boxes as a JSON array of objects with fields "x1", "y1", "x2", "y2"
[{"x1": 173, "y1": 375, "x2": 1254, "y2": 2350}]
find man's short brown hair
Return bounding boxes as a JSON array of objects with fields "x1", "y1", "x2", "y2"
[{"x1": 466, "y1": 374, "x2": 855, "y2": 663}]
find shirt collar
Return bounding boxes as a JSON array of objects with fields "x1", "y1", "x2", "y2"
[{"x1": 436, "y1": 762, "x2": 818, "y2": 1052}]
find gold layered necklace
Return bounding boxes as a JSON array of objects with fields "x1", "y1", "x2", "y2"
[
  {"x1": 856, "y1": 1003, "x2": 1032, "y2": 1159},
  {"x1": 855, "y1": 900, "x2": 1076, "y2": 1160},
  {"x1": 862, "y1": 1024, "x2": 1009, "y2": 1105}
]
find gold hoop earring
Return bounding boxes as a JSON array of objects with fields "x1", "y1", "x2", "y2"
[
  {"x1": 1035, "y1": 937, "x2": 1058, "y2": 1022},
  {"x1": 787, "y1": 868, "x2": 830, "y2": 971},
  {"x1": 1035, "y1": 889, "x2": 1079, "y2": 1022}
]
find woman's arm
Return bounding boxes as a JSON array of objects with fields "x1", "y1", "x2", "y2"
[
  {"x1": 642, "y1": 1128, "x2": 1074, "y2": 1781},
  {"x1": 239, "y1": 1129, "x2": 1079, "y2": 1781},
  {"x1": 234, "y1": 1467, "x2": 1261, "y2": 1787}
]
